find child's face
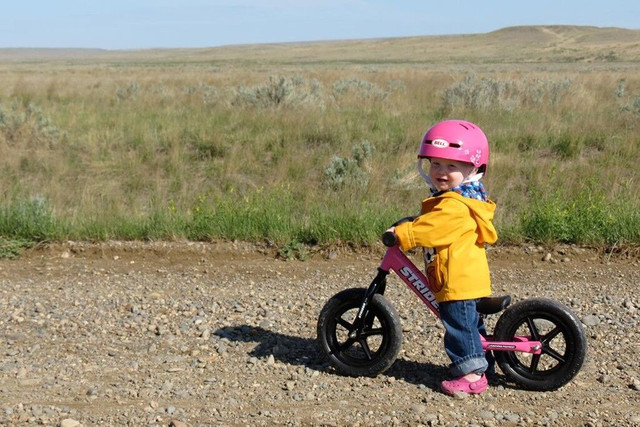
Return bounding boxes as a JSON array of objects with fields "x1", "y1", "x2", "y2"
[{"x1": 428, "y1": 157, "x2": 477, "y2": 191}]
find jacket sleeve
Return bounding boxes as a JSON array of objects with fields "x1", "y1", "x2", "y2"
[{"x1": 394, "y1": 199, "x2": 470, "y2": 252}]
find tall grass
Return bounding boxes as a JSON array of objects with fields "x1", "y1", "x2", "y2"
[
  {"x1": 521, "y1": 186, "x2": 640, "y2": 246},
  {"x1": 0, "y1": 62, "x2": 639, "y2": 255}
]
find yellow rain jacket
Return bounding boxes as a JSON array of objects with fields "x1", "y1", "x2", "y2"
[{"x1": 394, "y1": 191, "x2": 498, "y2": 302}]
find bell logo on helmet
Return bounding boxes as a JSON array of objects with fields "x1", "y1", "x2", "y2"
[
  {"x1": 427, "y1": 138, "x2": 463, "y2": 150},
  {"x1": 430, "y1": 139, "x2": 449, "y2": 148}
]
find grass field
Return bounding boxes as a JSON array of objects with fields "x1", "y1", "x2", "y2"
[{"x1": 1, "y1": 26, "x2": 639, "y2": 256}]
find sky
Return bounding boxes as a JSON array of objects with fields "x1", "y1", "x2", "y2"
[{"x1": 2, "y1": 0, "x2": 639, "y2": 50}]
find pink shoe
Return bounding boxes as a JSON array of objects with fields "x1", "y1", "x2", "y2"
[{"x1": 441, "y1": 374, "x2": 488, "y2": 395}]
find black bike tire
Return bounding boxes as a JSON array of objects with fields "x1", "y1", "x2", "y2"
[
  {"x1": 493, "y1": 297, "x2": 587, "y2": 391},
  {"x1": 317, "y1": 288, "x2": 403, "y2": 377}
]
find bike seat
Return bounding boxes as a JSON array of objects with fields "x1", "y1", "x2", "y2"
[{"x1": 476, "y1": 295, "x2": 511, "y2": 315}]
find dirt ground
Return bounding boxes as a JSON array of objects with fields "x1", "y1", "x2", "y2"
[{"x1": 0, "y1": 241, "x2": 639, "y2": 426}]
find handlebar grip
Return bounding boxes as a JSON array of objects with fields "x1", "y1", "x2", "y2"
[{"x1": 381, "y1": 231, "x2": 398, "y2": 247}]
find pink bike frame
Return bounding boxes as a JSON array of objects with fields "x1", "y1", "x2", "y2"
[{"x1": 380, "y1": 245, "x2": 542, "y2": 355}]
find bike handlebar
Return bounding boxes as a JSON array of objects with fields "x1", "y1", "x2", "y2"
[
  {"x1": 381, "y1": 216, "x2": 416, "y2": 247},
  {"x1": 381, "y1": 231, "x2": 398, "y2": 247}
]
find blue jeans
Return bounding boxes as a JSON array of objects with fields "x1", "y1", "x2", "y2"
[{"x1": 439, "y1": 299, "x2": 490, "y2": 377}]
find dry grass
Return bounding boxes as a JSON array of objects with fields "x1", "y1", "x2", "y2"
[{"x1": 0, "y1": 25, "x2": 639, "y2": 245}]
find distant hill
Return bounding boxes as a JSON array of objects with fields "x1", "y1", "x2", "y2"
[
  {"x1": 0, "y1": 47, "x2": 108, "y2": 61},
  {"x1": 1, "y1": 25, "x2": 639, "y2": 64}
]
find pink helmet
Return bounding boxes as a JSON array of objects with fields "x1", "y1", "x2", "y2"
[{"x1": 418, "y1": 120, "x2": 489, "y2": 174}]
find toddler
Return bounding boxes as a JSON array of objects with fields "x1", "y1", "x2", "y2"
[{"x1": 391, "y1": 120, "x2": 498, "y2": 395}]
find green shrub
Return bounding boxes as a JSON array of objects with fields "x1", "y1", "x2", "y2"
[
  {"x1": 332, "y1": 78, "x2": 385, "y2": 100},
  {"x1": 0, "y1": 100, "x2": 62, "y2": 146},
  {"x1": 324, "y1": 141, "x2": 375, "y2": 190},
  {"x1": 0, "y1": 196, "x2": 62, "y2": 241},
  {"x1": 440, "y1": 74, "x2": 573, "y2": 112},
  {"x1": 621, "y1": 96, "x2": 640, "y2": 118},
  {"x1": 0, "y1": 238, "x2": 32, "y2": 259},
  {"x1": 115, "y1": 82, "x2": 141, "y2": 101},
  {"x1": 277, "y1": 240, "x2": 309, "y2": 260},
  {"x1": 551, "y1": 134, "x2": 582, "y2": 159},
  {"x1": 232, "y1": 76, "x2": 324, "y2": 109}
]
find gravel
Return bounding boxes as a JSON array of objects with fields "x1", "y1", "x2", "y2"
[{"x1": 0, "y1": 241, "x2": 639, "y2": 426}]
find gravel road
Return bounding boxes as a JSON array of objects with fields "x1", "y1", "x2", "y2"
[{"x1": 1, "y1": 241, "x2": 639, "y2": 426}]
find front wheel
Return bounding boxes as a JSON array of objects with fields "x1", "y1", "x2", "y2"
[
  {"x1": 493, "y1": 297, "x2": 587, "y2": 391},
  {"x1": 317, "y1": 288, "x2": 403, "y2": 377}
]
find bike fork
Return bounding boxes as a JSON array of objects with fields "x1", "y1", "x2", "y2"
[{"x1": 351, "y1": 268, "x2": 389, "y2": 336}]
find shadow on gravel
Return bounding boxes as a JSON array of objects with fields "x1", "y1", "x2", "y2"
[
  {"x1": 214, "y1": 325, "x2": 509, "y2": 392},
  {"x1": 214, "y1": 325, "x2": 327, "y2": 370}
]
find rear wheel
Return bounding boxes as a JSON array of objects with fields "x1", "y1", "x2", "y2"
[
  {"x1": 494, "y1": 298, "x2": 587, "y2": 391},
  {"x1": 317, "y1": 288, "x2": 402, "y2": 377}
]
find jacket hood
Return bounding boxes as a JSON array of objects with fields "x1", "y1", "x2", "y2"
[{"x1": 439, "y1": 192, "x2": 498, "y2": 245}]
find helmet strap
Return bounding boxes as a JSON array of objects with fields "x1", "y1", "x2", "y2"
[
  {"x1": 417, "y1": 159, "x2": 438, "y2": 192},
  {"x1": 463, "y1": 172, "x2": 483, "y2": 183}
]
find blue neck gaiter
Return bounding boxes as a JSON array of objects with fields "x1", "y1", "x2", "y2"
[{"x1": 433, "y1": 181, "x2": 488, "y2": 202}]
